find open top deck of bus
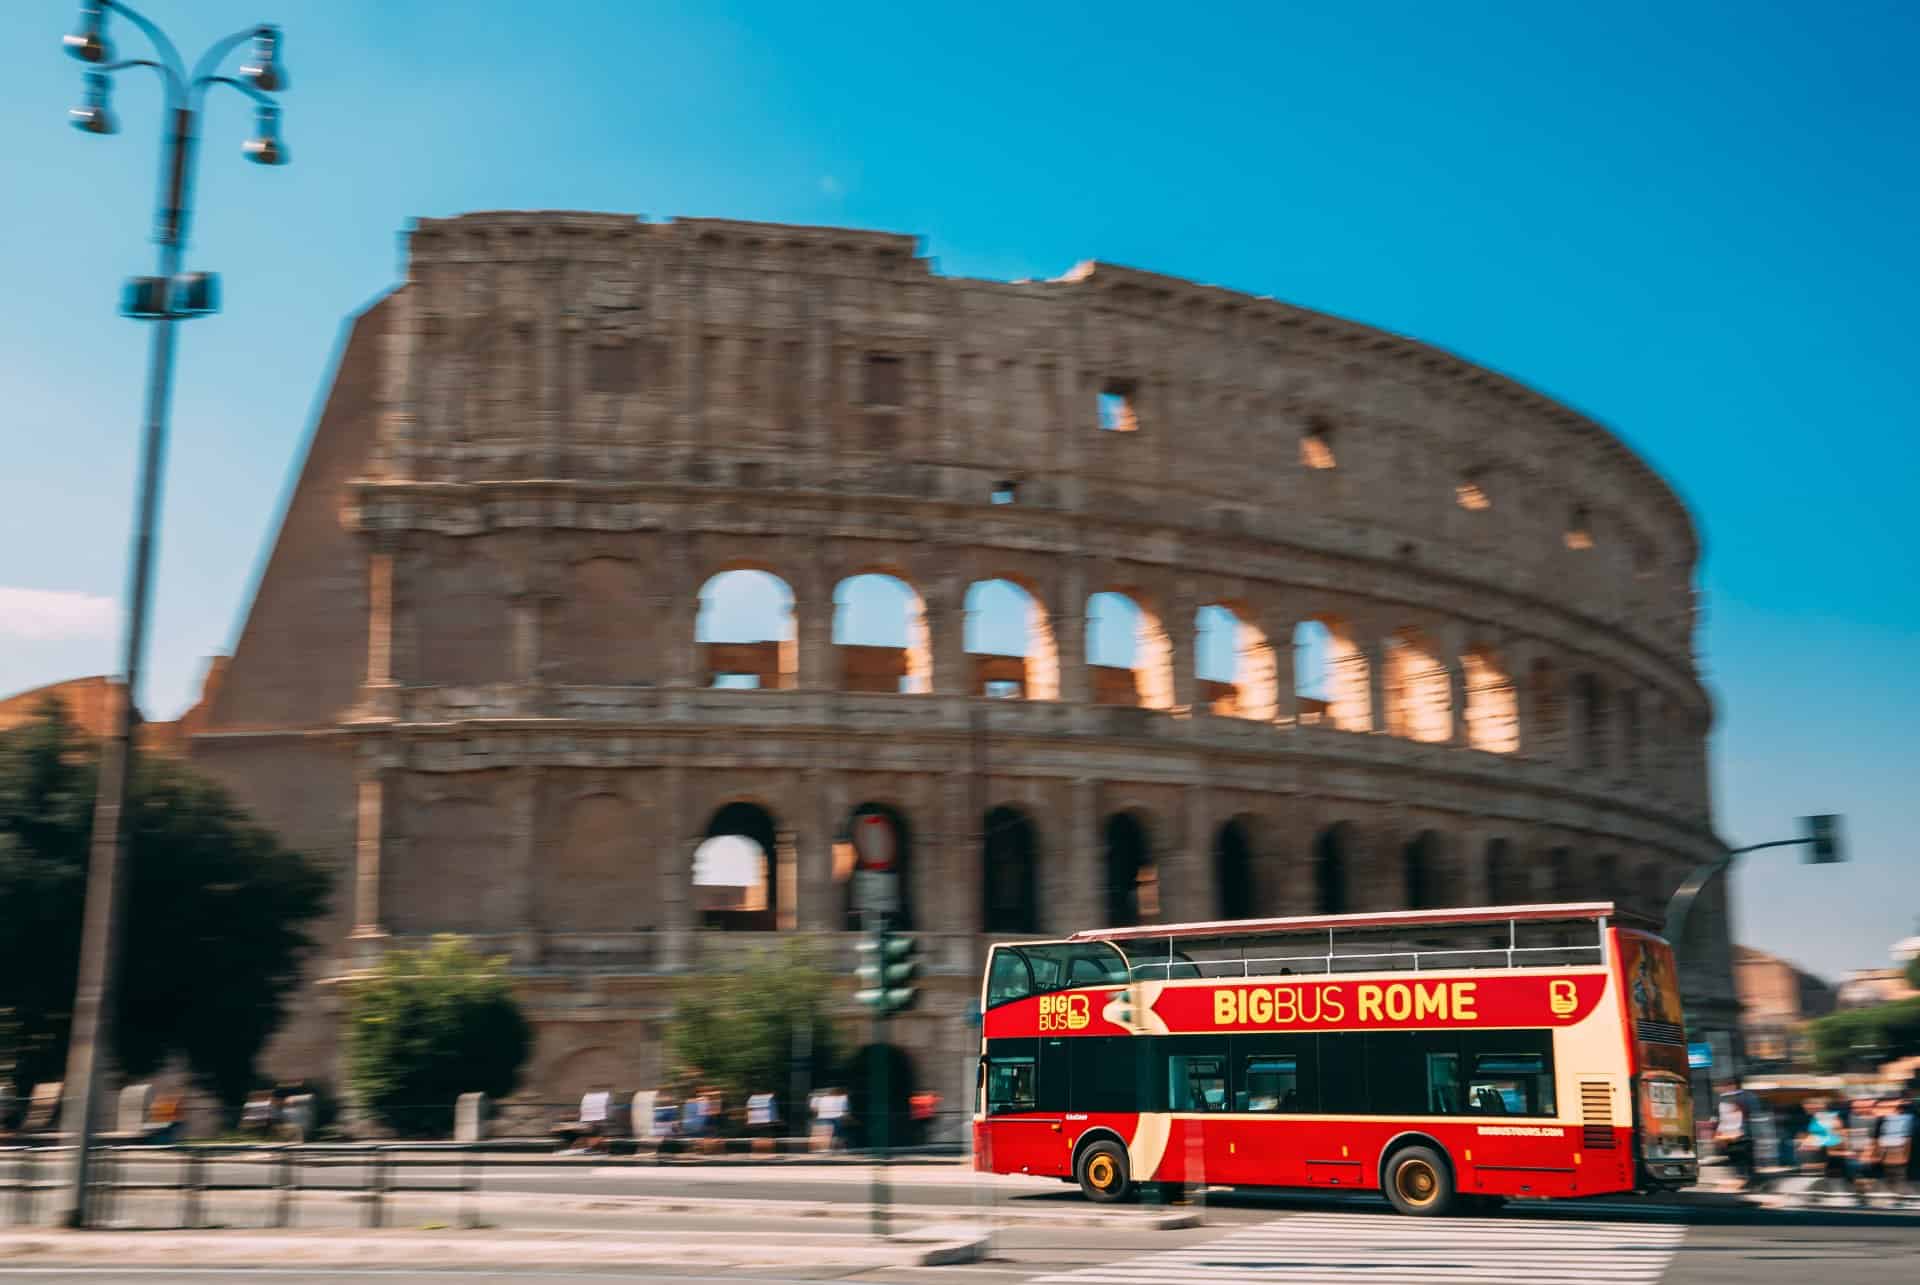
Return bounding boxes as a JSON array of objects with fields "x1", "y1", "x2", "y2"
[{"x1": 1022, "y1": 902, "x2": 1641, "y2": 985}]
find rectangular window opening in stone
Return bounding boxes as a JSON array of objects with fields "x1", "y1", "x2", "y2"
[
  {"x1": 864, "y1": 352, "x2": 905, "y2": 407},
  {"x1": 712, "y1": 672, "x2": 761, "y2": 690},
  {"x1": 991, "y1": 479, "x2": 1017, "y2": 505},
  {"x1": 984, "y1": 678, "x2": 1022, "y2": 699},
  {"x1": 1456, "y1": 476, "x2": 1491, "y2": 511},
  {"x1": 1301, "y1": 416, "x2": 1337, "y2": 469},
  {"x1": 587, "y1": 340, "x2": 637, "y2": 395},
  {"x1": 1097, "y1": 383, "x2": 1139, "y2": 433},
  {"x1": 1565, "y1": 505, "x2": 1595, "y2": 551}
]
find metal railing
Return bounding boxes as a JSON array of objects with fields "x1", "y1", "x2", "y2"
[{"x1": 1124, "y1": 920, "x2": 1608, "y2": 983}]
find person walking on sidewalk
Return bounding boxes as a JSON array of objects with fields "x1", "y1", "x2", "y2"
[
  {"x1": 1875, "y1": 1098, "x2": 1911, "y2": 1196},
  {"x1": 1714, "y1": 1081, "x2": 1756, "y2": 1190}
]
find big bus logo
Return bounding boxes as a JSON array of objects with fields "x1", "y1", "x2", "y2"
[
  {"x1": 1549, "y1": 979, "x2": 1579, "y2": 1018},
  {"x1": 1039, "y1": 993, "x2": 1091, "y2": 1031}
]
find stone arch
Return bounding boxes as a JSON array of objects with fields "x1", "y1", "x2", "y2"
[
  {"x1": 834, "y1": 572, "x2": 930, "y2": 694},
  {"x1": 1214, "y1": 816, "x2": 1256, "y2": 921},
  {"x1": 1528, "y1": 657, "x2": 1568, "y2": 761},
  {"x1": 1462, "y1": 645, "x2": 1520, "y2": 753},
  {"x1": 1544, "y1": 845, "x2": 1579, "y2": 901},
  {"x1": 1573, "y1": 672, "x2": 1609, "y2": 771},
  {"x1": 554, "y1": 554, "x2": 654, "y2": 685},
  {"x1": 392, "y1": 773, "x2": 515, "y2": 934},
  {"x1": 1483, "y1": 836, "x2": 1520, "y2": 904},
  {"x1": 695, "y1": 800, "x2": 786, "y2": 931},
  {"x1": 1313, "y1": 822, "x2": 1353, "y2": 915},
  {"x1": 1102, "y1": 810, "x2": 1158, "y2": 927},
  {"x1": 1384, "y1": 627, "x2": 1452, "y2": 743},
  {"x1": 412, "y1": 540, "x2": 513, "y2": 686},
  {"x1": 697, "y1": 568, "x2": 796, "y2": 689},
  {"x1": 1295, "y1": 616, "x2": 1371, "y2": 731},
  {"x1": 842, "y1": 801, "x2": 917, "y2": 931},
  {"x1": 965, "y1": 577, "x2": 1059, "y2": 701},
  {"x1": 537, "y1": 784, "x2": 653, "y2": 933},
  {"x1": 1087, "y1": 589, "x2": 1174, "y2": 710},
  {"x1": 1402, "y1": 829, "x2": 1454, "y2": 910},
  {"x1": 982, "y1": 804, "x2": 1040, "y2": 934},
  {"x1": 1589, "y1": 851, "x2": 1621, "y2": 904},
  {"x1": 1195, "y1": 602, "x2": 1279, "y2": 721},
  {"x1": 546, "y1": 1045, "x2": 632, "y2": 1103},
  {"x1": 1636, "y1": 859, "x2": 1670, "y2": 924}
]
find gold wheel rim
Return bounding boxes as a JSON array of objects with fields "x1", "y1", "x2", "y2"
[
  {"x1": 1396, "y1": 1159, "x2": 1439, "y2": 1207},
  {"x1": 1088, "y1": 1154, "x2": 1117, "y2": 1190}
]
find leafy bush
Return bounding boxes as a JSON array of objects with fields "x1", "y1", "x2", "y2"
[
  {"x1": 1808, "y1": 996, "x2": 1920, "y2": 1071},
  {"x1": 664, "y1": 940, "x2": 841, "y2": 1126},
  {"x1": 345, "y1": 936, "x2": 531, "y2": 1137}
]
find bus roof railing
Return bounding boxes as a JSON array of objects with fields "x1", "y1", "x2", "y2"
[{"x1": 1065, "y1": 901, "x2": 1620, "y2": 943}]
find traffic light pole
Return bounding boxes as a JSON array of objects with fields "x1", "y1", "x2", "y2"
[
  {"x1": 1664, "y1": 815, "x2": 1843, "y2": 957},
  {"x1": 868, "y1": 916, "x2": 891, "y2": 1240}
]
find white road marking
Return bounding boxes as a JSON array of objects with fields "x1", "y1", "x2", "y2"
[{"x1": 1027, "y1": 1210, "x2": 1688, "y2": 1283}]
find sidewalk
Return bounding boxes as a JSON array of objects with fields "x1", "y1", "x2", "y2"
[{"x1": 0, "y1": 1223, "x2": 988, "y2": 1271}]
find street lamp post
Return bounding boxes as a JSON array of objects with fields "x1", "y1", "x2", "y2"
[{"x1": 55, "y1": 1, "x2": 289, "y2": 1228}]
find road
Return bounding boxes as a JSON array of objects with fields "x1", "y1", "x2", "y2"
[{"x1": 2, "y1": 1157, "x2": 1916, "y2": 1283}]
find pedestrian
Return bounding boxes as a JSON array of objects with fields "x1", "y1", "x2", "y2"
[
  {"x1": 1714, "y1": 1081, "x2": 1755, "y2": 1190},
  {"x1": 746, "y1": 1090, "x2": 778, "y2": 1137},
  {"x1": 816, "y1": 1086, "x2": 848, "y2": 1152},
  {"x1": 808, "y1": 1089, "x2": 831, "y2": 1153},
  {"x1": 909, "y1": 1089, "x2": 940, "y2": 1147},
  {"x1": 1848, "y1": 1097, "x2": 1883, "y2": 1202},
  {"x1": 1876, "y1": 1098, "x2": 1911, "y2": 1196},
  {"x1": 651, "y1": 1090, "x2": 678, "y2": 1140}
]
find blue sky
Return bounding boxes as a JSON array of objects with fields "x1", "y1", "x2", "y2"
[{"x1": 1, "y1": 1, "x2": 1914, "y2": 978}]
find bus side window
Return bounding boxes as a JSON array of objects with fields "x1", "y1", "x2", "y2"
[
  {"x1": 986, "y1": 950, "x2": 1032, "y2": 1008},
  {"x1": 1426, "y1": 1052, "x2": 1462, "y2": 1114},
  {"x1": 987, "y1": 1058, "x2": 1037, "y2": 1114},
  {"x1": 1169, "y1": 1054, "x2": 1228, "y2": 1111},
  {"x1": 1467, "y1": 1052, "x2": 1555, "y2": 1117},
  {"x1": 1240, "y1": 1057, "x2": 1300, "y2": 1112}
]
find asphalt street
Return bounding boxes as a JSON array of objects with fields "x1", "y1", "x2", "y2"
[{"x1": 1, "y1": 1158, "x2": 1916, "y2": 1283}]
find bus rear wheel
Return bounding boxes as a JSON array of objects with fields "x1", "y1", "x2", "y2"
[
  {"x1": 1077, "y1": 1139, "x2": 1132, "y2": 1204},
  {"x1": 1383, "y1": 1145, "x2": 1454, "y2": 1217}
]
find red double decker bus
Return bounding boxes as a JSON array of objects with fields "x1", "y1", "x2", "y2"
[{"x1": 972, "y1": 902, "x2": 1697, "y2": 1214}]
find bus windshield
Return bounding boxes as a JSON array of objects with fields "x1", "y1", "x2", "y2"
[{"x1": 985, "y1": 942, "x2": 1128, "y2": 1008}]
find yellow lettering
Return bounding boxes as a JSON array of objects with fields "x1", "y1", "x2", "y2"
[
  {"x1": 1323, "y1": 987, "x2": 1346, "y2": 1023},
  {"x1": 1215, "y1": 989, "x2": 1237, "y2": 1026},
  {"x1": 1453, "y1": 982, "x2": 1477, "y2": 1021},
  {"x1": 1250, "y1": 988, "x2": 1273, "y2": 1024},
  {"x1": 1358, "y1": 985, "x2": 1384, "y2": 1022},
  {"x1": 1275, "y1": 986, "x2": 1296, "y2": 1024},
  {"x1": 1384, "y1": 984, "x2": 1412, "y2": 1021},
  {"x1": 1414, "y1": 983, "x2": 1448, "y2": 1022}
]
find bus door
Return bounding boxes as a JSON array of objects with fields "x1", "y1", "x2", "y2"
[
  {"x1": 981, "y1": 1036, "x2": 1073, "y2": 1178},
  {"x1": 1225, "y1": 1034, "x2": 1314, "y2": 1187},
  {"x1": 1165, "y1": 1036, "x2": 1234, "y2": 1185}
]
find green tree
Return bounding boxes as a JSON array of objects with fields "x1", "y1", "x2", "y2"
[
  {"x1": 0, "y1": 700, "x2": 329, "y2": 1110},
  {"x1": 1808, "y1": 996, "x2": 1920, "y2": 1071},
  {"x1": 345, "y1": 935, "x2": 532, "y2": 1137},
  {"x1": 665, "y1": 941, "x2": 841, "y2": 1124},
  {"x1": 1905, "y1": 951, "x2": 1920, "y2": 993}
]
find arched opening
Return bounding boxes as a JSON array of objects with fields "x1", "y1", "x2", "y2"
[
  {"x1": 1638, "y1": 861, "x2": 1669, "y2": 923},
  {"x1": 694, "y1": 802, "x2": 787, "y2": 932},
  {"x1": 1462, "y1": 647, "x2": 1519, "y2": 753},
  {"x1": 1102, "y1": 811, "x2": 1158, "y2": 927},
  {"x1": 1574, "y1": 673, "x2": 1609, "y2": 771},
  {"x1": 1529, "y1": 658, "x2": 1567, "y2": 760},
  {"x1": 697, "y1": 569, "x2": 796, "y2": 689},
  {"x1": 1087, "y1": 591, "x2": 1174, "y2": 709},
  {"x1": 1294, "y1": 617, "x2": 1370, "y2": 732},
  {"x1": 982, "y1": 805, "x2": 1040, "y2": 934},
  {"x1": 843, "y1": 1042, "x2": 918, "y2": 1150},
  {"x1": 1590, "y1": 852, "x2": 1620, "y2": 903},
  {"x1": 539, "y1": 789, "x2": 650, "y2": 933},
  {"x1": 1621, "y1": 688, "x2": 1643, "y2": 778},
  {"x1": 1215, "y1": 818, "x2": 1255, "y2": 921},
  {"x1": 964, "y1": 578, "x2": 1059, "y2": 700},
  {"x1": 1384, "y1": 628, "x2": 1452, "y2": 743},
  {"x1": 1403, "y1": 830, "x2": 1450, "y2": 910},
  {"x1": 840, "y1": 802, "x2": 915, "y2": 931},
  {"x1": 834, "y1": 573, "x2": 930, "y2": 694},
  {"x1": 1484, "y1": 837, "x2": 1517, "y2": 904},
  {"x1": 1196, "y1": 604, "x2": 1278, "y2": 720},
  {"x1": 1313, "y1": 823, "x2": 1351, "y2": 915},
  {"x1": 1546, "y1": 846, "x2": 1578, "y2": 901}
]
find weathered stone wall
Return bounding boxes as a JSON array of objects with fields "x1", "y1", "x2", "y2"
[{"x1": 193, "y1": 211, "x2": 1734, "y2": 1108}]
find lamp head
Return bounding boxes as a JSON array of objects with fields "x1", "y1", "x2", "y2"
[
  {"x1": 69, "y1": 71, "x2": 116, "y2": 135},
  {"x1": 63, "y1": 3, "x2": 112, "y2": 64},
  {"x1": 240, "y1": 24, "x2": 287, "y2": 93},
  {"x1": 243, "y1": 103, "x2": 286, "y2": 165}
]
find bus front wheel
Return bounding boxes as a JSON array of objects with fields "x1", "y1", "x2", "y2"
[
  {"x1": 1383, "y1": 1145, "x2": 1454, "y2": 1217},
  {"x1": 1076, "y1": 1139, "x2": 1132, "y2": 1204}
]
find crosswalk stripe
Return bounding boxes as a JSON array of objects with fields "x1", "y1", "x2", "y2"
[{"x1": 1026, "y1": 1209, "x2": 1686, "y2": 1284}]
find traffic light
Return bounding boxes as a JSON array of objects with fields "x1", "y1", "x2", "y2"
[
  {"x1": 1802, "y1": 814, "x2": 1845, "y2": 864},
  {"x1": 119, "y1": 272, "x2": 220, "y2": 320},
  {"x1": 855, "y1": 931, "x2": 919, "y2": 1013}
]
